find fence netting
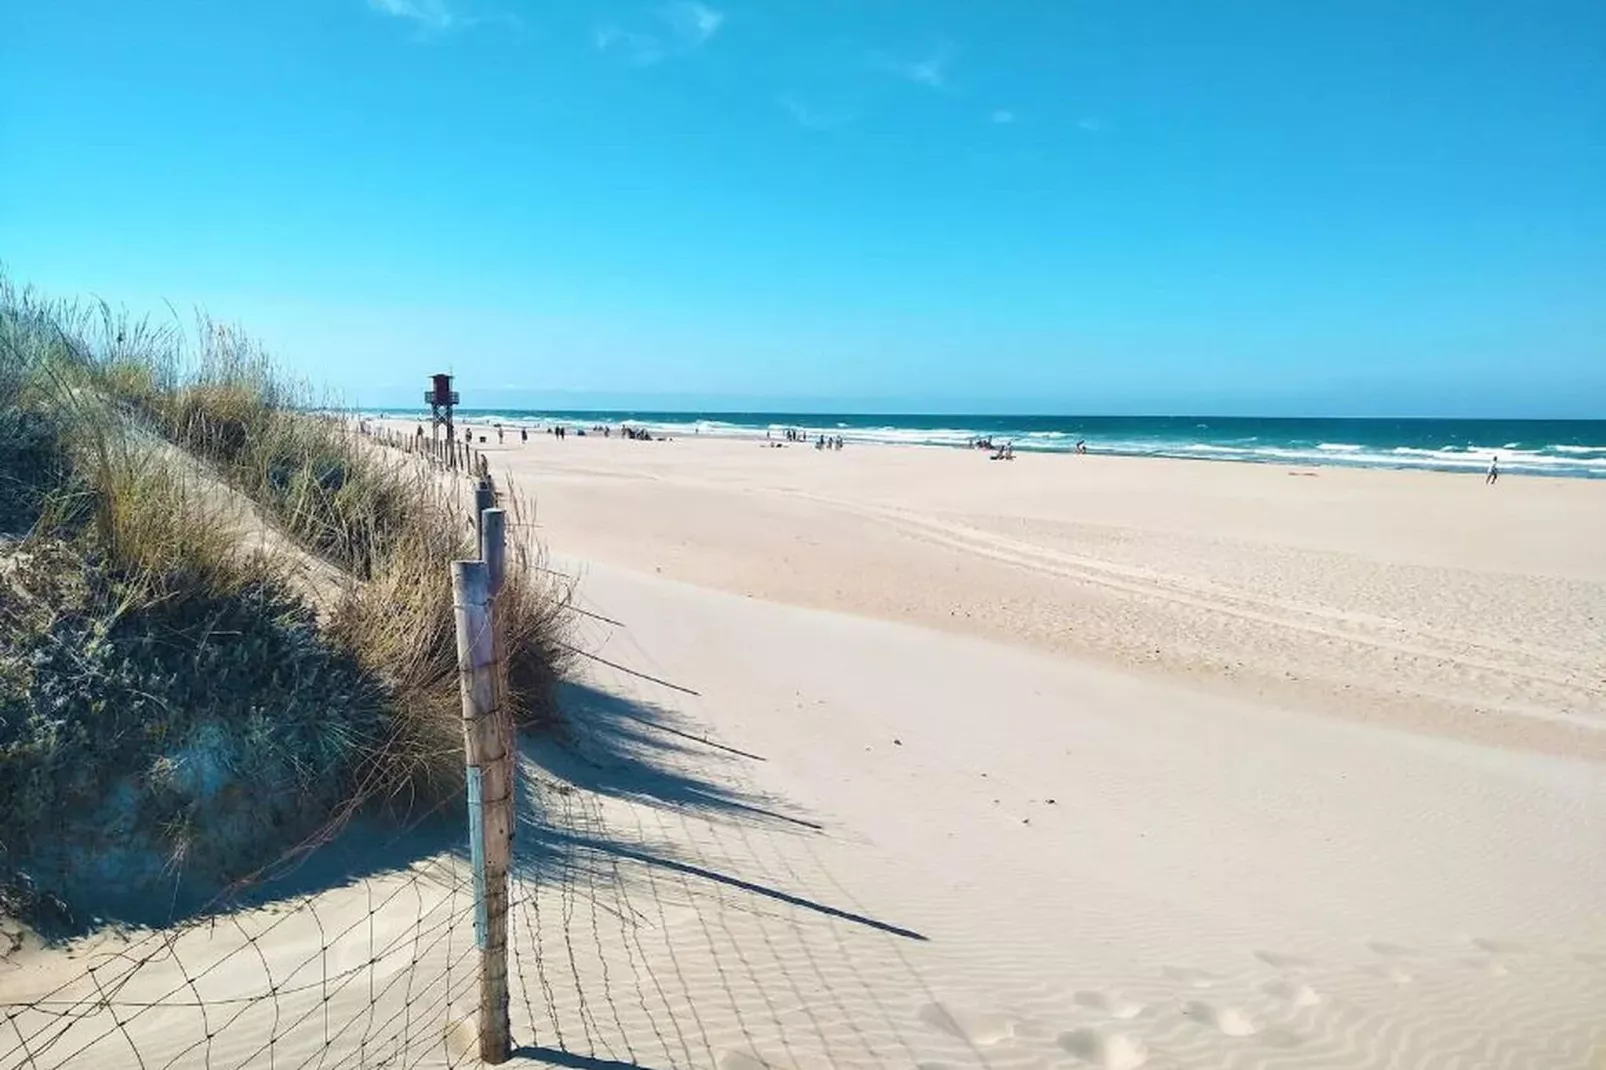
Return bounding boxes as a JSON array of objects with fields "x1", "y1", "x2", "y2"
[{"x1": 2, "y1": 613, "x2": 933, "y2": 1070}]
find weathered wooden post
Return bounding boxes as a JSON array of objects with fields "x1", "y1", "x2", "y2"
[
  {"x1": 451, "y1": 560, "x2": 513, "y2": 1063},
  {"x1": 475, "y1": 480, "x2": 496, "y2": 549},
  {"x1": 481, "y1": 507, "x2": 506, "y2": 596},
  {"x1": 477, "y1": 506, "x2": 513, "y2": 1053}
]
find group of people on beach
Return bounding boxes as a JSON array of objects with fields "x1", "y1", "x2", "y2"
[
  {"x1": 967, "y1": 436, "x2": 1088, "y2": 459},
  {"x1": 969, "y1": 436, "x2": 1016, "y2": 460},
  {"x1": 767, "y1": 428, "x2": 845, "y2": 450},
  {"x1": 385, "y1": 419, "x2": 1508, "y2": 486},
  {"x1": 438, "y1": 421, "x2": 664, "y2": 442},
  {"x1": 766, "y1": 428, "x2": 845, "y2": 450}
]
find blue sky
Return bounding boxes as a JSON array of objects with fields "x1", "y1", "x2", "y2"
[{"x1": 3, "y1": 0, "x2": 1603, "y2": 416}]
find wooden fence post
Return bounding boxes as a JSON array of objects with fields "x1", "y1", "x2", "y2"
[
  {"x1": 475, "y1": 481, "x2": 496, "y2": 549},
  {"x1": 476, "y1": 507, "x2": 513, "y2": 1053},
  {"x1": 451, "y1": 560, "x2": 513, "y2": 1064},
  {"x1": 481, "y1": 507, "x2": 506, "y2": 596}
]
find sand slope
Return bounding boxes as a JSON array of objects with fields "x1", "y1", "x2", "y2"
[{"x1": 506, "y1": 560, "x2": 1606, "y2": 1069}]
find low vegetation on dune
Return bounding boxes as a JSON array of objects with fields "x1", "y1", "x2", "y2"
[{"x1": 0, "y1": 278, "x2": 572, "y2": 930}]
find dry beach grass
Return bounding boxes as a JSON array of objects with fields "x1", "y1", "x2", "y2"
[{"x1": 0, "y1": 280, "x2": 571, "y2": 929}]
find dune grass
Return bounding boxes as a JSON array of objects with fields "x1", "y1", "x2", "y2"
[
  {"x1": 0, "y1": 278, "x2": 572, "y2": 928},
  {"x1": 98, "y1": 318, "x2": 574, "y2": 791}
]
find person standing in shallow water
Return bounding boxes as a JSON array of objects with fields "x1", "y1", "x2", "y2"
[{"x1": 1487, "y1": 455, "x2": 1500, "y2": 485}]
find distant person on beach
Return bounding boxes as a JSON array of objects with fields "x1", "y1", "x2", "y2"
[
  {"x1": 497, "y1": 426, "x2": 504, "y2": 444},
  {"x1": 1487, "y1": 455, "x2": 1500, "y2": 485},
  {"x1": 1076, "y1": 439, "x2": 1087, "y2": 454},
  {"x1": 521, "y1": 427, "x2": 528, "y2": 443}
]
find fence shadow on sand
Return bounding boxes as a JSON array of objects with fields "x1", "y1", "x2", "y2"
[{"x1": 0, "y1": 678, "x2": 928, "y2": 1070}]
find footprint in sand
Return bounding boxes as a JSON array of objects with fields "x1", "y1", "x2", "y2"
[
  {"x1": 1161, "y1": 965, "x2": 1219, "y2": 988},
  {"x1": 917, "y1": 1002, "x2": 1019, "y2": 1047},
  {"x1": 1254, "y1": 950, "x2": 1312, "y2": 970},
  {"x1": 1475, "y1": 957, "x2": 1511, "y2": 977},
  {"x1": 1261, "y1": 979, "x2": 1324, "y2": 1008},
  {"x1": 1361, "y1": 962, "x2": 1413, "y2": 985},
  {"x1": 1470, "y1": 937, "x2": 1527, "y2": 955},
  {"x1": 1182, "y1": 1000, "x2": 1260, "y2": 1037},
  {"x1": 720, "y1": 1054, "x2": 781, "y2": 1070},
  {"x1": 1074, "y1": 990, "x2": 1146, "y2": 1019},
  {"x1": 1366, "y1": 941, "x2": 1415, "y2": 957},
  {"x1": 720, "y1": 1053, "x2": 827, "y2": 1070},
  {"x1": 1575, "y1": 951, "x2": 1606, "y2": 968},
  {"x1": 1058, "y1": 1027, "x2": 1150, "y2": 1070},
  {"x1": 442, "y1": 1004, "x2": 478, "y2": 1061}
]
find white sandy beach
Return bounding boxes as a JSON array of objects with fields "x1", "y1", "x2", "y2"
[
  {"x1": 492, "y1": 429, "x2": 1606, "y2": 758},
  {"x1": 4, "y1": 430, "x2": 1604, "y2": 1069}
]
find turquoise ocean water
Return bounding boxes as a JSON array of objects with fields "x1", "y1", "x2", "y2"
[{"x1": 377, "y1": 410, "x2": 1606, "y2": 480}]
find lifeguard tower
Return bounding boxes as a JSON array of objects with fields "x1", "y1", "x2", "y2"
[{"x1": 426, "y1": 373, "x2": 460, "y2": 467}]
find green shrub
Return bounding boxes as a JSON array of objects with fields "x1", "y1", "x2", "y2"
[{"x1": 0, "y1": 539, "x2": 388, "y2": 919}]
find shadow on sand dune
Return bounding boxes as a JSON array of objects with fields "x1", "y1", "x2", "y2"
[
  {"x1": 19, "y1": 678, "x2": 923, "y2": 957},
  {"x1": 514, "y1": 681, "x2": 925, "y2": 942}
]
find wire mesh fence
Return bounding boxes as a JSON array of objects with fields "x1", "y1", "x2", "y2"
[
  {"x1": 1, "y1": 796, "x2": 483, "y2": 1069},
  {"x1": 3, "y1": 429, "x2": 935, "y2": 1070},
  {"x1": 1, "y1": 638, "x2": 940, "y2": 1070}
]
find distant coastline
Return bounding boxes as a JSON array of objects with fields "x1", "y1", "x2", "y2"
[{"x1": 366, "y1": 409, "x2": 1606, "y2": 479}]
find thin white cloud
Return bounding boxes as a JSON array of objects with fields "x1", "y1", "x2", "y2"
[
  {"x1": 876, "y1": 45, "x2": 955, "y2": 90},
  {"x1": 990, "y1": 109, "x2": 1016, "y2": 124},
  {"x1": 595, "y1": 24, "x2": 667, "y2": 64},
  {"x1": 1077, "y1": 117, "x2": 1104, "y2": 133},
  {"x1": 596, "y1": 2, "x2": 723, "y2": 65},
  {"x1": 779, "y1": 94, "x2": 854, "y2": 131},
  {"x1": 367, "y1": 0, "x2": 460, "y2": 31},
  {"x1": 661, "y1": 1, "x2": 724, "y2": 45}
]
